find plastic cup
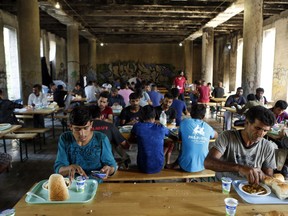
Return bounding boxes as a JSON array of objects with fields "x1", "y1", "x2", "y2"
[
  {"x1": 221, "y1": 177, "x2": 232, "y2": 194},
  {"x1": 224, "y1": 198, "x2": 238, "y2": 216},
  {"x1": 75, "y1": 176, "x2": 86, "y2": 192}
]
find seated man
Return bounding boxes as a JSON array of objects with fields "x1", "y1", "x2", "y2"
[
  {"x1": 269, "y1": 100, "x2": 288, "y2": 123},
  {"x1": 28, "y1": 84, "x2": 48, "y2": 127},
  {"x1": 53, "y1": 85, "x2": 67, "y2": 108},
  {"x1": 119, "y1": 93, "x2": 142, "y2": 126},
  {"x1": 0, "y1": 89, "x2": 23, "y2": 124},
  {"x1": 224, "y1": 87, "x2": 247, "y2": 130},
  {"x1": 155, "y1": 93, "x2": 177, "y2": 164},
  {"x1": 130, "y1": 105, "x2": 171, "y2": 174},
  {"x1": 108, "y1": 87, "x2": 126, "y2": 108},
  {"x1": 97, "y1": 91, "x2": 113, "y2": 123},
  {"x1": 255, "y1": 87, "x2": 268, "y2": 105},
  {"x1": 147, "y1": 84, "x2": 164, "y2": 107},
  {"x1": 90, "y1": 105, "x2": 131, "y2": 168},
  {"x1": 168, "y1": 104, "x2": 218, "y2": 172},
  {"x1": 204, "y1": 106, "x2": 276, "y2": 184},
  {"x1": 170, "y1": 88, "x2": 189, "y2": 126},
  {"x1": 54, "y1": 106, "x2": 117, "y2": 180}
]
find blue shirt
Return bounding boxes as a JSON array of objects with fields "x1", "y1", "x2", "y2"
[
  {"x1": 132, "y1": 122, "x2": 169, "y2": 174},
  {"x1": 178, "y1": 118, "x2": 215, "y2": 172},
  {"x1": 171, "y1": 99, "x2": 187, "y2": 126},
  {"x1": 148, "y1": 91, "x2": 164, "y2": 107},
  {"x1": 54, "y1": 131, "x2": 117, "y2": 175}
]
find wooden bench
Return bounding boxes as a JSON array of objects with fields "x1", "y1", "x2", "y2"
[
  {"x1": 14, "y1": 128, "x2": 50, "y2": 145},
  {"x1": 232, "y1": 126, "x2": 244, "y2": 130},
  {"x1": 2, "y1": 133, "x2": 38, "y2": 162},
  {"x1": 105, "y1": 168, "x2": 215, "y2": 182}
]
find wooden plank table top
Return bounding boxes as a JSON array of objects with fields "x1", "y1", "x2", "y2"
[
  {"x1": 209, "y1": 97, "x2": 227, "y2": 103},
  {"x1": 0, "y1": 125, "x2": 22, "y2": 138},
  {"x1": 105, "y1": 169, "x2": 215, "y2": 182},
  {"x1": 14, "y1": 107, "x2": 55, "y2": 115},
  {"x1": 14, "y1": 182, "x2": 288, "y2": 215}
]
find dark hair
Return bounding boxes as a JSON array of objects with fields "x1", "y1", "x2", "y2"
[
  {"x1": 120, "y1": 82, "x2": 127, "y2": 89},
  {"x1": 99, "y1": 91, "x2": 110, "y2": 99},
  {"x1": 164, "y1": 93, "x2": 173, "y2": 100},
  {"x1": 170, "y1": 88, "x2": 179, "y2": 98},
  {"x1": 110, "y1": 87, "x2": 118, "y2": 93},
  {"x1": 190, "y1": 104, "x2": 206, "y2": 119},
  {"x1": 236, "y1": 87, "x2": 243, "y2": 91},
  {"x1": 129, "y1": 92, "x2": 140, "y2": 100},
  {"x1": 49, "y1": 83, "x2": 56, "y2": 88},
  {"x1": 245, "y1": 106, "x2": 275, "y2": 126},
  {"x1": 89, "y1": 105, "x2": 101, "y2": 119},
  {"x1": 33, "y1": 84, "x2": 42, "y2": 91},
  {"x1": 247, "y1": 93, "x2": 256, "y2": 101},
  {"x1": 57, "y1": 85, "x2": 63, "y2": 90},
  {"x1": 69, "y1": 106, "x2": 92, "y2": 126},
  {"x1": 141, "y1": 105, "x2": 156, "y2": 121},
  {"x1": 256, "y1": 87, "x2": 264, "y2": 93},
  {"x1": 75, "y1": 82, "x2": 82, "y2": 87},
  {"x1": 134, "y1": 87, "x2": 143, "y2": 98},
  {"x1": 274, "y1": 100, "x2": 288, "y2": 110}
]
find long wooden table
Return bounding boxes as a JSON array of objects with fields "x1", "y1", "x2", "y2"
[
  {"x1": 105, "y1": 168, "x2": 215, "y2": 182},
  {"x1": 14, "y1": 182, "x2": 288, "y2": 215}
]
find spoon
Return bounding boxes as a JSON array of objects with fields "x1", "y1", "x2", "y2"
[
  {"x1": 26, "y1": 192, "x2": 46, "y2": 201},
  {"x1": 252, "y1": 190, "x2": 266, "y2": 195}
]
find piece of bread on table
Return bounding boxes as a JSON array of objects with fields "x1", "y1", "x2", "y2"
[
  {"x1": 271, "y1": 182, "x2": 288, "y2": 200},
  {"x1": 273, "y1": 173, "x2": 285, "y2": 182},
  {"x1": 263, "y1": 174, "x2": 285, "y2": 187},
  {"x1": 48, "y1": 174, "x2": 69, "y2": 201}
]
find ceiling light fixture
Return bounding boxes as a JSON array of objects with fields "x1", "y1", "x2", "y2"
[
  {"x1": 100, "y1": 43, "x2": 104, "y2": 47},
  {"x1": 179, "y1": 42, "x2": 183, "y2": 47},
  {"x1": 55, "y1": 2, "x2": 61, "y2": 9}
]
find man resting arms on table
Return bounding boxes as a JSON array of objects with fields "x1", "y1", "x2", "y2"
[
  {"x1": 54, "y1": 106, "x2": 117, "y2": 180},
  {"x1": 204, "y1": 106, "x2": 276, "y2": 184}
]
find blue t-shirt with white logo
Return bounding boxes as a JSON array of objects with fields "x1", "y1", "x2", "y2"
[{"x1": 178, "y1": 118, "x2": 215, "y2": 172}]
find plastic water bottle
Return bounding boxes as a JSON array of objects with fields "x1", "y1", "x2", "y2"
[{"x1": 159, "y1": 111, "x2": 167, "y2": 126}]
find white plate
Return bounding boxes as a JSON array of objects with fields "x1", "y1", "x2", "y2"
[
  {"x1": 42, "y1": 178, "x2": 71, "y2": 191},
  {"x1": 121, "y1": 125, "x2": 133, "y2": 131},
  {"x1": 0, "y1": 123, "x2": 12, "y2": 131},
  {"x1": 239, "y1": 182, "x2": 271, "y2": 197}
]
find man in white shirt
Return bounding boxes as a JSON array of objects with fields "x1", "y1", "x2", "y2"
[
  {"x1": 84, "y1": 81, "x2": 97, "y2": 103},
  {"x1": 28, "y1": 84, "x2": 48, "y2": 127}
]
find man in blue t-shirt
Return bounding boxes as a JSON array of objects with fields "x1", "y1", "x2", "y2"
[
  {"x1": 54, "y1": 106, "x2": 117, "y2": 180},
  {"x1": 130, "y1": 105, "x2": 170, "y2": 174},
  {"x1": 167, "y1": 104, "x2": 218, "y2": 172},
  {"x1": 170, "y1": 88, "x2": 189, "y2": 126}
]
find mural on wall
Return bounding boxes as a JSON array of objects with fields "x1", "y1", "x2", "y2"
[
  {"x1": 273, "y1": 64, "x2": 288, "y2": 100},
  {"x1": 94, "y1": 61, "x2": 177, "y2": 87}
]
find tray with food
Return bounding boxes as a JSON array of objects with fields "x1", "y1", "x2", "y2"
[
  {"x1": 232, "y1": 174, "x2": 288, "y2": 204},
  {"x1": 25, "y1": 174, "x2": 98, "y2": 204}
]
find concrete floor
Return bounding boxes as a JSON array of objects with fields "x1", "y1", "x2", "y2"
[{"x1": 0, "y1": 113, "x2": 223, "y2": 211}]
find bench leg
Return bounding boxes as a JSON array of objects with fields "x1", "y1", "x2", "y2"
[
  {"x1": 2, "y1": 138, "x2": 7, "y2": 153},
  {"x1": 19, "y1": 140, "x2": 28, "y2": 162}
]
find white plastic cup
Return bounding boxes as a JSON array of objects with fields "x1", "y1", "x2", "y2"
[
  {"x1": 224, "y1": 198, "x2": 238, "y2": 216},
  {"x1": 221, "y1": 177, "x2": 232, "y2": 194},
  {"x1": 75, "y1": 176, "x2": 86, "y2": 192}
]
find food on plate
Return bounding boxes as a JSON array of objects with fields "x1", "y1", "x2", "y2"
[
  {"x1": 242, "y1": 184, "x2": 267, "y2": 194},
  {"x1": 48, "y1": 174, "x2": 70, "y2": 201},
  {"x1": 271, "y1": 182, "x2": 288, "y2": 200}
]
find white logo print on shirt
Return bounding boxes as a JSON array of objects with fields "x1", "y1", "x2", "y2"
[{"x1": 193, "y1": 125, "x2": 204, "y2": 136}]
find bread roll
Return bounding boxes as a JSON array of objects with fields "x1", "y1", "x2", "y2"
[
  {"x1": 48, "y1": 174, "x2": 69, "y2": 201},
  {"x1": 273, "y1": 173, "x2": 285, "y2": 182},
  {"x1": 271, "y1": 182, "x2": 288, "y2": 200}
]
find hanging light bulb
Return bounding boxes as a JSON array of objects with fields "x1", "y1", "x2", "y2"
[
  {"x1": 100, "y1": 43, "x2": 104, "y2": 47},
  {"x1": 55, "y1": 2, "x2": 61, "y2": 9},
  {"x1": 179, "y1": 42, "x2": 183, "y2": 47}
]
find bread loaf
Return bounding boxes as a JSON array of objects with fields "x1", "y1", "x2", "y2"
[
  {"x1": 271, "y1": 182, "x2": 288, "y2": 200},
  {"x1": 273, "y1": 173, "x2": 285, "y2": 182},
  {"x1": 48, "y1": 174, "x2": 69, "y2": 201},
  {"x1": 263, "y1": 174, "x2": 285, "y2": 187}
]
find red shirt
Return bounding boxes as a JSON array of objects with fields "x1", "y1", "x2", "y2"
[
  {"x1": 173, "y1": 76, "x2": 186, "y2": 94},
  {"x1": 197, "y1": 86, "x2": 210, "y2": 103},
  {"x1": 100, "y1": 106, "x2": 113, "y2": 120}
]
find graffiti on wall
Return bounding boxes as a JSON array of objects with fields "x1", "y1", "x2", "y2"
[
  {"x1": 93, "y1": 61, "x2": 176, "y2": 86},
  {"x1": 273, "y1": 64, "x2": 288, "y2": 100}
]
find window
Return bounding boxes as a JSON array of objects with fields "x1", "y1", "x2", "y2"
[
  {"x1": 236, "y1": 38, "x2": 243, "y2": 89},
  {"x1": 3, "y1": 26, "x2": 21, "y2": 100}
]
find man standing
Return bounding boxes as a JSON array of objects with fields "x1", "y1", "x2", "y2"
[
  {"x1": 204, "y1": 106, "x2": 276, "y2": 184},
  {"x1": 119, "y1": 93, "x2": 142, "y2": 126},
  {"x1": 54, "y1": 106, "x2": 117, "y2": 180},
  {"x1": 173, "y1": 70, "x2": 186, "y2": 101}
]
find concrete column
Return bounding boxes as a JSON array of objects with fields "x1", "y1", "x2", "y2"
[
  {"x1": 184, "y1": 40, "x2": 193, "y2": 84},
  {"x1": 18, "y1": 0, "x2": 41, "y2": 104},
  {"x1": 0, "y1": 11, "x2": 7, "y2": 96},
  {"x1": 88, "y1": 39, "x2": 97, "y2": 70},
  {"x1": 67, "y1": 24, "x2": 80, "y2": 91},
  {"x1": 201, "y1": 27, "x2": 214, "y2": 83},
  {"x1": 242, "y1": 0, "x2": 263, "y2": 96}
]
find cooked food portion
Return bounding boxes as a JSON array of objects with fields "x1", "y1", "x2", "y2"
[
  {"x1": 242, "y1": 184, "x2": 267, "y2": 194},
  {"x1": 48, "y1": 174, "x2": 70, "y2": 201}
]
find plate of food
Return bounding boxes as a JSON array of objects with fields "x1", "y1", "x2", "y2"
[
  {"x1": 0, "y1": 123, "x2": 12, "y2": 131},
  {"x1": 42, "y1": 177, "x2": 71, "y2": 191},
  {"x1": 121, "y1": 125, "x2": 133, "y2": 132},
  {"x1": 239, "y1": 182, "x2": 271, "y2": 197}
]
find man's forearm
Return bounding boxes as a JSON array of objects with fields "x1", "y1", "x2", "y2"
[{"x1": 204, "y1": 157, "x2": 241, "y2": 173}]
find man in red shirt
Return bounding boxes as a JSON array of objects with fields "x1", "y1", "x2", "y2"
[
  {"x1": 173, "y1": 71, "x2": 186, "y2": 101},
  {"x1": 97, "y1": 91, "x2": 113, "y2": 123}
]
